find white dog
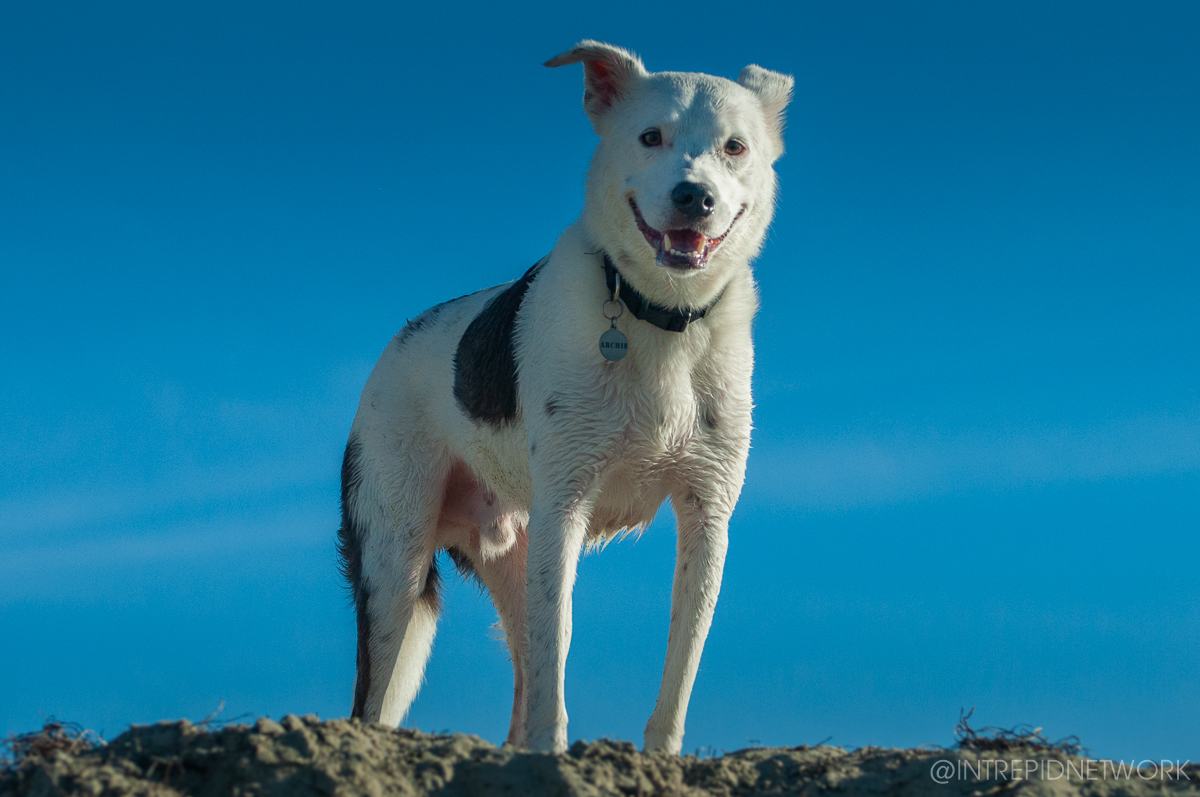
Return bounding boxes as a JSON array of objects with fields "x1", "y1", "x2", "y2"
[{"x1": 338, "y1": 41, "x2": 792, "y2": 754}]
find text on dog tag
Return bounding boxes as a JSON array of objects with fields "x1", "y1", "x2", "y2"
[{"x1": 599, "y1": 327, "x2": 628, "y2": 361}]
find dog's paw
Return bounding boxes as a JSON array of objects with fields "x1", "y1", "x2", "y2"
[
  {"x1": 525, "y1": 723, "x2": 569, "y2": 755},
  {"x1": 643, "y1": 727, "x2": 683, "y2": 755}
]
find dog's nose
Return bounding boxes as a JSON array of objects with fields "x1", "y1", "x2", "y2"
[{"x1": 671, "y1": 182, "x2": 716, "y2": 218}]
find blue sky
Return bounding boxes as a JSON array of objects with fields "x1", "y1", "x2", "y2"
[{"x1": 2, "y1": 0, "x2": 1198, "y2": 761}]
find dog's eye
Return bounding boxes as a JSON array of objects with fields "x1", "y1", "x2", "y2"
[
  {"x1": 724, "y1": 138, "x2": 747, "y2": 156},
  {"x1": 639, "y1": 129, "x2": 663, "y2": 147}
]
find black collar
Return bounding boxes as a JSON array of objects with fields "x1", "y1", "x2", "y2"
[{"x1": 602, "y1": 254, "x2": 723, "y2": 333}]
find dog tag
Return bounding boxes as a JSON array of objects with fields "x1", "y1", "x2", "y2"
[{"x1": 599, "y1": 327, "x2": 628, "y2": 361}]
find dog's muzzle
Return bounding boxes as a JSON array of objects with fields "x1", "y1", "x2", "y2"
[{"x1": 629, "y1": 197, "x2": 745, "y2": 271}]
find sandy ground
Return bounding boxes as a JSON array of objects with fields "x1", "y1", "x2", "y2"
[{"x1": 3, "y1": 716, "x2": 1196, "y2": 797}]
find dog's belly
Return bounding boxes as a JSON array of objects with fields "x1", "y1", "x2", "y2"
[{"x1": 435, "y1": 458, "x2": 528, "y2": 561}]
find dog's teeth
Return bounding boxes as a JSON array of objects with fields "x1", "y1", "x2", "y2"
[{"x1": 662, "y1": 233, "x2": 671, "y2": 251}]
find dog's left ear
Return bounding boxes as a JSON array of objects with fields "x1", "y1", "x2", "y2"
[
  {"x1": 738, "y1": 64, "x2": 794, "y2": 158},
  {"x1": 545, "y1": 40, "x2": 648, "y2": 128}
]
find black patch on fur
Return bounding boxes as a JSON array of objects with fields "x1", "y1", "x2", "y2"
[
  {"x1": 336, "y1": 436, "x2": 372, "y2": 719},
  {"x1": 422, "y1": 561, "x2": 441, "y2": 611},
  {"x1": 545, "y1": 396, "x2": 561, "y2": 417},
  {"x1": 453, "y1": 260, "x2": 544, "y2": 427},
  {"x1": 446, "y1": 546, "x2": 483, "y2": 589},
  {"x1": 701, "y1": 405, "x2": 718, "y2": 431}
]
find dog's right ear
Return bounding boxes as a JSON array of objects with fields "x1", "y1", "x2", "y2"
[
  {"x1": 545, "y1": 41, "x2": 648, "y2": 126},
  {"x1": 738, "y1": 64, "x2": 794, "y2": 159}
]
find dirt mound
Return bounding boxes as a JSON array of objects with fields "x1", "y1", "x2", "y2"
[{"x1": 3, "y1": 716, "x2": 1196, "y2": 797}]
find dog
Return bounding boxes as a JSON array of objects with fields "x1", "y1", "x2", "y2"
[{"x1": 338, "y1": 41, "x2": 792, "y2": 754}]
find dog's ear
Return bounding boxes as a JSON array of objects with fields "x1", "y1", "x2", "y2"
[
  {"x1": 738, "y1": 64, "x2": 794, "y2": 158},
  {"x1": 545, "y1": 41, "x2": 648, "y2": 126}
]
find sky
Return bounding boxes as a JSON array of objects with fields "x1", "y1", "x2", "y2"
[{"x1": 2, "y1": 0, "x2": 1198, "y2": 762}]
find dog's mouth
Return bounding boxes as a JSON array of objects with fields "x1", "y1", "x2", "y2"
[{"x1": 628, "y1": 197, "x2": 745, "y2": 271}]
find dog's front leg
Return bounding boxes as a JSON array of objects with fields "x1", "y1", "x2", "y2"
[
  {"x1": 644, "y1": 489, "x2": 731, "y2": 754},
  {"x1": 523, "y1": 477, "x2": 596, "y2": 754}
]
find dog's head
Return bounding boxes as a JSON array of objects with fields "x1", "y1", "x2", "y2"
[{"x1": 547, "y1": 41, "x2": 793, "y2": 306}]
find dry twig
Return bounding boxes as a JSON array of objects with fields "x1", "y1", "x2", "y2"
[
  {"x1": 955, "y1": 707, "x2": 1085, "y2": 756},
  {"x1": 1, "y1": 719, "x2": 105, "y2": 772}
]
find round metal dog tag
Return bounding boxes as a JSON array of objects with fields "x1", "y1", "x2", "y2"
[{"x1": 599, "y1": 327, "x2": 628, "y2": 361}]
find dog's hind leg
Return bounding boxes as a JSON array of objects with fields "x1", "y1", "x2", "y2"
[
  {"x1": 340, "y1": 437, "x2": 444, "y2": 725},
  {"x1": 439, "y1": 461, "x2": 531, "y2": 747},
  {"x1": 360, "y1": 532, "x2": 442, "y2": 726},
  {"x1": 354, "y1": 540, "x2": 442, "y2": 726},
  {"x1": 470, "y1": 534, "x2": 529, "y2": 747},
  {"x1": 374, "y1": 558, "x2": 442, "y2": 726},
  {"x1": 642, "y1": 488, "x2": 731, "y2": 754}
]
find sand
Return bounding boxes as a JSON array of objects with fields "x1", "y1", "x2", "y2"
[{"x1": 3, "y1": 716, "x2": 1196, "y2": 797}]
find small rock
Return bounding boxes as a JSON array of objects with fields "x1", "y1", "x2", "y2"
[
  {"x1": 255, "y1": 717, "x2": 285, "y2": 736},
  {"x1": 280, "y1": 714, "x2": 305, "y2": 732}
]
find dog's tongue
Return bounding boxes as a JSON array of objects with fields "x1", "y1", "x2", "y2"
[{"x1": 663, "y1": 229, "x2": 706, "y2": 254}]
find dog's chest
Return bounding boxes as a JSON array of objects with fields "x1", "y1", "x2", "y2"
[{"x1": 585, "y1": 353, "x2": 733, "y2": 535}]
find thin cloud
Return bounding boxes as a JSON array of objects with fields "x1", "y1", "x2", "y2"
[
  {"x1": 0, "y1": 505, "x2": 334, "y2": 605},
  {"x1": 746, "y1": 412, "x2": 1200, "y2": 511},
  {"x1": 0, "y1": 458, "x2": 332, "y2": 538}
]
